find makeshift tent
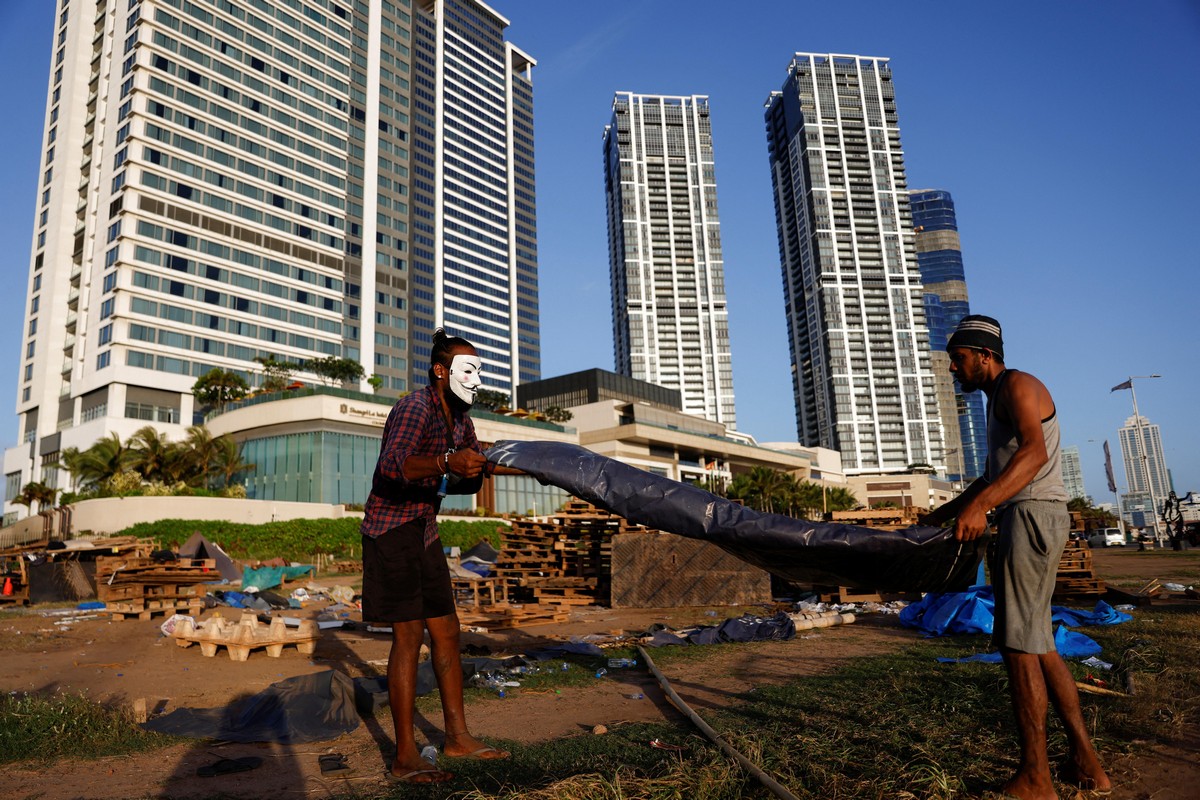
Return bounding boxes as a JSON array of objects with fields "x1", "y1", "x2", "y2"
[
  {"x1": 486, "y1": 441, "x2": 985, "y2": 593},
  {"x1": 179, "y1": 532, "x2": 240, "y2": 582}
]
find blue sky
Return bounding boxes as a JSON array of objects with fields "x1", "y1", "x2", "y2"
[{"x1": 1, "y1": 1, "x2": 1197, "y2": 501}]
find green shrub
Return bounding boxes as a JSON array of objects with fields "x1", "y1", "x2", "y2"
[{"x1": 119, "y1": 517, "x2": 505, "y2": 562}]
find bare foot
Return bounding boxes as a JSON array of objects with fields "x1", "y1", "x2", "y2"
[
  {"x1": 387, "y1": 765, "x2": 454, "y2": 784},
  {"x1": 1002, "y1": 770, "x2": 1058, "y2": 800},
  {"x1": 391, "y1": 747, "x2": 454, "y2": 783},
  {"x1": 444, "y1": 732, "x2": 510, "y2": 760},
  {"x1": 1061, "y1": 758, "x2": 1112, "y2": 792}
]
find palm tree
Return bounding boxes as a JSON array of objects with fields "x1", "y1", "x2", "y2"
[
  {"x1": 14, "y1": 482, "x2": 58, "y2": 515},
  {"x1": 159, "y1": 443, "x2": 197, "y2": 486},
  {"x1": 128, "y1": 426, "x2": 173, "y2": 482},
  {"x1": 46, "y1": 446, "x2": 85, "y2": 494},
  {"x1": 211, "y1": 435, "x2": 255, "y2": 488},
  {"x1": 184, "y1": 425, "x2": 221, "y2": 488},
  {"x1": 76, "y1": 433, "x2": 136, "y2": 490}
]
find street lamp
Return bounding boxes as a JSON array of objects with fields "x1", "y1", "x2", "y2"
[{"x1": 1112, "y1": 375, "x2": 1163, "y2": 546}]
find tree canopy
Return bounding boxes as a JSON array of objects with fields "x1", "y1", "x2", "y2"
[
  {"x1": 192, "y1": 368, "x2": 249, "y2": 411},
  {"x1": 304, "y1": 356, "x2": 365, "y2": 386}
]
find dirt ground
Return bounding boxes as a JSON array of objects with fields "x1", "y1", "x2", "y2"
[{"x1": 0, "y1": 545, "x2": 1196, "y2": 800}]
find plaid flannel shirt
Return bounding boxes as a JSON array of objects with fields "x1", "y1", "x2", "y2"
[{"x1": 361, "y1": 385, "x2": 481, "y2": 546}]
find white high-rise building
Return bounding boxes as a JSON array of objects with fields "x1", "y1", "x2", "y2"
[
  {"x1": 603, "y1": 93, "x2": 736, "y2": 426},
  {"x1": 763, "y1": 53, "x2": 943, "y2": 474},
  {"x1": 1118, "y1": 414, "x2": 1171, "y2": 500},
  {"x1": 1060, "y1": 444, "x2": 1087, "y2": 502},
  {"x1": 4, "y1": 0, "x2": 537, "y2": 520}
]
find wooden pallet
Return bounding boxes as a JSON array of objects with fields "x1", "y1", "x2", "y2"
[
  {"x1": 109, "y1": 598, "x2": 204, "y2": 621},
  {"x1": 458, "y1": 602, "x2": 570, "y2": 629},
  {"x1": 173, "y1": 612, "x2": 319, "y2": 661}
]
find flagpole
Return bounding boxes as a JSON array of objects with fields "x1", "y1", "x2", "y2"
[{"x1": 1121, "y1": 375, "x2": 1163, "y2": 546}]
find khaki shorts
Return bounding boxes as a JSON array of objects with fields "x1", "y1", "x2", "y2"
[{"x1": 991, "y1": 500, "x2": 1068, "y2": 653}]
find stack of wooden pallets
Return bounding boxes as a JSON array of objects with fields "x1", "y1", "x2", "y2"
[
  {"x1": 1052, "y1": 539, "x2": 1106, "y2": 599},
  {"x1": 97, "y1": 555, "x2": 216, "y2": 619},
  {"x1": 491, "y1": 501, "x2": 654, "y2": 608}
]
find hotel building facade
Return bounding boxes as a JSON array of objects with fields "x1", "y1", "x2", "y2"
[{"x1": 5, "y1": 0, "x2": 538, "y2": 516}]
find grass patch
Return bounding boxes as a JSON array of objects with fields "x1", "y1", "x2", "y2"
[
  {"x1": 367, "y1": 607, "x2": 1198, "y2": 799},
  {"x1": 0, "y1": 691, "x2": 177, "y2": 765}
]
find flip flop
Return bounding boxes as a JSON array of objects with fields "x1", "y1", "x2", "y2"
[
  {"x1": 318, "y1": 753, "x2": 353, "y2": 776},
  {"x1": 446, "y1": 744, "x2": 509, "y2": 760},
  {"x1": 196, "y1": 756, "x2": 263, "y2": 778},
  {"x1": 385, "y1": 767, "x2": 454, "y2": 784}
]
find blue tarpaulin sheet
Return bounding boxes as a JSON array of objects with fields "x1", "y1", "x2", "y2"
[
  {"x1": 900, "y1": 585, "x2": 1131, "y2": 663},
  {"x1": 241, "y1": 565, "x2": 314, "y2": 591},
  {"x1": 937, "y1": 626, "x2": 1104, "y2": 663}
]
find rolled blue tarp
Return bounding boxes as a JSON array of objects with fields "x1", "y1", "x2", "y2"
[{"x1": 486, "y1": 440, "x2": 985, "y2": 593}]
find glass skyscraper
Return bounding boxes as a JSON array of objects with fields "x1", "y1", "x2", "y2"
[
  {"x1": 603, "y1": 93, "x2": 736, "y2": 427},
  {"x1": 1060, "y1": 444, "x2": 1087, "y2": 502},
  {"x1": 910, "y1": 189, "x2": 986, "y2": 482},
  {"x1": 1118, "y1": 414, "x2": 1171, "y2": 500},
  {"x1": 763, "y1": 54, "x2": 943, "y2": 474},
  {"x1": 4, "y1": 0, "x2": 538, "y2": 505}
]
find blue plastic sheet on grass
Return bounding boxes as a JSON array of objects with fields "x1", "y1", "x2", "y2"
[
  {"x1": 900, "y1": 587, "x2": 1131, "y2": 638},
  {"x1": 900, "y1": 585, "x2": 1130, "y2": 663},
  {"x1": 241, "y1": 565, "x2": 314, "y2": 591},
  {"x1": 1052, "y1": 601, "x2": 1132, "y2": 627},
  {"x1": 937, "y1": 625, "x2": 1104, "y2": 663}
]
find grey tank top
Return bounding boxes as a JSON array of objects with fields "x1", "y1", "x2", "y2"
[{"x1": 986, "y1": 370, "x2": 1068, "y2": 507}]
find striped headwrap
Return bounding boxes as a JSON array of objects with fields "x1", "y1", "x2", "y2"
[{"x1": 947, "y1": 315, "x2": 1004, "y2": 362}]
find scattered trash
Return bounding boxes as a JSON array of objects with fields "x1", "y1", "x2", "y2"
[
  {"x1": 319, "y1": 752, "x2": 353, "y2": 776},
  {"x1": 160, "y1": 614, "x2": 194, "y2": 637},
  {"x1": 591, "y1": 724, "x2": 608, "y2": 735},
  {"x1": 1162, "y1": 582, "x2": 1188, "y2": 593},
  {"x1": 420, "y1": 745, "x2": 438, "y2": 765},
  {"x1": 1080, "y1": 656, "x2": 1113, "y2": 671},
  {"x1": 606, "y1": 657, "x2": 637, "y2": 668},
  {"x1": 627, "y1": 693, "x2": 644, "y2": 700},
  {"x1": 649, "y1": 738, "x2": 687, "y2": 751}
]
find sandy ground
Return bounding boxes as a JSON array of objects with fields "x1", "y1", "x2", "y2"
[{"x1": 0, "y1": 546, "x2": 1196, "y2": 799}]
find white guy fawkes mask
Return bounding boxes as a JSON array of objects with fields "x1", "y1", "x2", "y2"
[{"x1": 447, "y1": 354, "x2": 483, "y2": 405}]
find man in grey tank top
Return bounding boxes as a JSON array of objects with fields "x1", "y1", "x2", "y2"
[{"x1": 923, "y1": 315, "x2": 1110, "y2": 798}]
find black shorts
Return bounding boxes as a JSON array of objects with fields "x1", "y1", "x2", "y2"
[{"x1": 361, "y1": 520, "x2": 456, "y2": 623}]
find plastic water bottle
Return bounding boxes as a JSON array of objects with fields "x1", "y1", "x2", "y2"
[
  {"x1": 561, "y1": 662, "x2": 570, "y2": 672},
  {"x1": 420, "y1": 745, "x2": 438, "y2": 765},
  {"x1": 607, "y1": 657, "x2": 637, "y2": 668},
  {"x1": 627, "y1": 693, "x2": 644, "y2": 700},
  {"x1": 594, "y1": 667, "x2": 607, "y2": 678}
]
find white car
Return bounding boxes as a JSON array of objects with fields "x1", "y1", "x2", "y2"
[{"x1": 1088, "y1": 528, "x2": 1125, "y2": 548}]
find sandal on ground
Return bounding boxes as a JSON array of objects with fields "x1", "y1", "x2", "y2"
[
  {"x1": 318, "y1": 753, "x2": 353, "y2": 776},
  {"x1": 196, "y1": 756, "x2": 263, "y2": 778}
]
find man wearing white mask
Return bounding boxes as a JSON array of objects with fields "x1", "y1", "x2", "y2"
[{"x1": 362, "y1": 328, "x2": 517, "y2": 784}]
